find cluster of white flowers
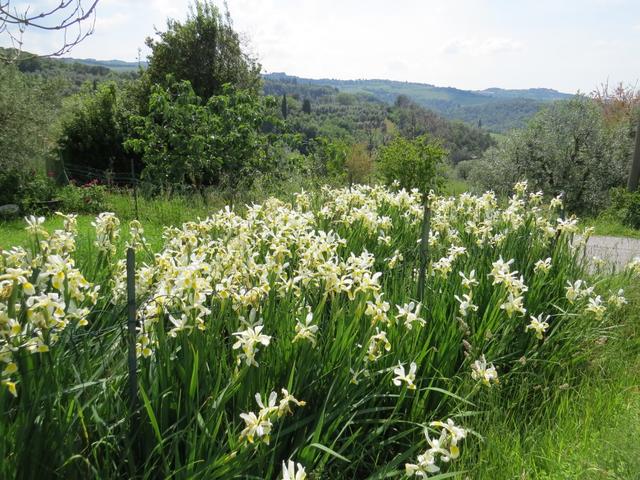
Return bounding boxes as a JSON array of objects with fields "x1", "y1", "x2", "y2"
[
  {"x1": 1, "y1": 214, "x2": 98, "y2": 397},
  {"x1": 117, "y1": 198, "x2": 390, "y2": 358},
  {"x1": 92, "y1": 212, "x2": 120, "y2": 256},
  {"x1": 526, "y1": 314, "x2": 550, "y2": 340},
  {"x1": 490, "y1": 256, "x2": 528, "y2": 318},
  {"x1": 281, "y1": 459, "x2": 307, "y2": 480},
  {"x1": 405, "y1": 419, "x2": 467, "y2": 477},
  {"x1": 471, "y1": 354, "x2": 499, "y2": 387},
  {"x1": 396, "y1": 301, "x2": 425, "y2": 330},
  {"x1": 239, "y1": 389, "x2": 305, "y2": 445}
]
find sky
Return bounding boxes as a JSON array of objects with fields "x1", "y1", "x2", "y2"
[{"x1": 2, "y1": 0, "x2": 639, "y2": 93}]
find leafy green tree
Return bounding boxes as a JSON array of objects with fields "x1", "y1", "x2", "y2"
[
  {"x1": 145, "y1": 1, "x2": 261, "y2": 99},
  {"x1": 377, "y1": 135, "x2": 447, "y2": 193},
  {"x1": 377, "y1": 134, "x2": 447, "y2": 299},
  {"x1": 344, "y1": 143, "x2": 373, "y2": 185},
  {"x1": 126, "y1": 79, "x2": 279, "y2": 192},
  {"x1": 281, "y1": 93, "x2": 288, "y2": 119},
  {"x1": 311, "y1": 137, "x2": 349, "y2": 177},
  {"x1": 0, "y1": 64, "x2": 61, "y2": 205}
]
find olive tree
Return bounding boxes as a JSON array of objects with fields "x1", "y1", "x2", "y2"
[{"x1": 470, "y1": 96, "x2": 633, "y2": 213}]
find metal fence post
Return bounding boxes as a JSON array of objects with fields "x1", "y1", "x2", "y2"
[
  {"x1": 126, "y1": 247, "x2": 138, "y2": 409},
  {"x1": 417, "y1": 193, "x2": 431, "y2": 301},
  {"x1": 628, "y1": 118, "x2": 640, "y2": 192}
]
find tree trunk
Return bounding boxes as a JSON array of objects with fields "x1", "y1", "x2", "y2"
[{"x1": 628, "y1": 118, "x2": 640, "y2": 192}]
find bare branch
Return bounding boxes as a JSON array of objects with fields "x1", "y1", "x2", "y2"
[{"x1": 0, "y1": 0, "x2": 99, "y2": 62}]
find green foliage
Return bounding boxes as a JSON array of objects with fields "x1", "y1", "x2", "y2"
[
  {"x1": 390, "y1": 96, "x2": 495, "y2": 164},
  {"x1": 17, "y1": 175, "x2": 57, "y2": 213},
  {"x1": 263, "y1": 73, "x2": 571, "y2": 133},
  {"x1": 0, "y1": 64, "x2": 63, "y2": 205},
  {"x1": 302, "y1": 98, "x2": 311, "y2": 114},
  {"x1": 58, "y1": 81, "x2": 137, "y2": 177},
  {"x1": 610, "y1": 187, "x2": 640, "y2": 229},
  {"x1": 280, "y1": 93, "x2": 287, "y2": 119},
  {"x1": 377, "y1": 134, "x2": 447, "y2": 192},
  {"x1": 267, "y1": 79, "x2": 493, "y2": 164},
  {"x1": 57, "y1": 182, "x2": 110, "y2": 214},
  {"x1": 145, "y1": 1, "x2": 261, "y2": 99},
  {"x1": 308, "y1": 137, "x2": 351, "y2": 178},
  {"x1": 126, "y1": 79, "x2": 280, "y2": 191},
  {"x1": 0, "y1": 185, "x2": 634, "y2": 478},
  {"x1": 344, "y1": 143, "x2": 374, "y2": 184},
  {"x1": 470, "y1": 97, "x2": 635, "y2": 214},
  {"x1": 0, "y1": 47, "x2": 139, "y2": 96}
]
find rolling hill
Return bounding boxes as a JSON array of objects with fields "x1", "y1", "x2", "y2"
[{"x1": 263, "y1": 73, "x2": 573, "y2": 132}]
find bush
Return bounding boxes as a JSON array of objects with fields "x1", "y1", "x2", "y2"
[
  {"x1": 58, "y1": 82, "x2": 134, "y2": 178},
  {"x1": 126, "y1": 80, "x2": 280, "y2": 193},
  {"x1": 19, "y1": 174, "x2": 57, "y2": 213},
  {"x1": 377, "y1": 134, "x2": 447, "y2": 193},
  {"x1": 610, "y1": 187, "x2": 640, "y2": 229},
  {"x1": 0, "y1": 168, "x2": 24, "y2": 206},
  {"x1": 57, "y1": 181, "x2": 109, "y2": 214}
]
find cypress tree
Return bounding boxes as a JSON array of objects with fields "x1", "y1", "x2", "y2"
[
  {"x1": 281, "y1": 93, "x2": 288, "y2": 119},
  {"x1": 302, "y1": 98, "x2": 311, "y2": 114}
]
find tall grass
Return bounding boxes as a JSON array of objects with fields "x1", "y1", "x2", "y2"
[{"x1": 0, "y1": 183, "x2": 637, "y2": 479}]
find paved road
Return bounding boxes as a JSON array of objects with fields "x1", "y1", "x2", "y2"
[{"x1": 585, "y1": 235, "x2": 640, "y2": 270}]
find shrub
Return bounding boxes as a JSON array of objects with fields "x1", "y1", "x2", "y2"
[
  {"x1": 126, "y1": 80, "x2": 280, "y2": 193},
  {"x1": 57, "y1": 181, "x2": 109, "y2": 214},
  {"x1": 610, "y1": 187, "x2": 640, "y2": 229},
  {"x1": 377, "y1": 134, "x2": 447, "y2": 193},
  {"x1": 18, "y1": 174, "x2": 57, "y2": 213},
  {"x1": 58, "y1": 82, "x2": 135, "y2": 178}
]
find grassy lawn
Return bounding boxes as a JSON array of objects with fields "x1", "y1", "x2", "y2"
[{"x1": 0, "y1": 193, "x2": 217, "y2": 250}]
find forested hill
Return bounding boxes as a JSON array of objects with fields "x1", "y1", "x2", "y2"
[
  {"x1": 263, "y1": 75, "x2": 494, "y2": 164},
  {"x1": 263, "y1": 73, "x2": 573, "y2": 132}
]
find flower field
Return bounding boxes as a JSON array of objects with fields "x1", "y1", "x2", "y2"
[{"x1": 1, "y1": 183, "x2": 638, "y2": 479}]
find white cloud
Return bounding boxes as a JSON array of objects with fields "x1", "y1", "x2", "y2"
[{"x1": 441, "y1": 37, "x2": 523, "y2": 56}]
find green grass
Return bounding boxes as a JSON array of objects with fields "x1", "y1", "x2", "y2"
[
  {"x1": 461, "y1": 285, "x2": 640, "y2": 479},
  {"x1": 581, "y1": 216, "x2": 640, "y2": 239},
  {"x1": 0, "y1": 192, "x2": 217, "y2": 249}
]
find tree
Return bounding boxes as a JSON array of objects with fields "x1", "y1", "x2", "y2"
[
  {"x1": 377, "y1": 135, "x2": 447, "y2": 299},
  {"x1": 0, "y1": 64, "x2": 62, "y2": 203},
  {"x1": 344, "y1": 143, "x2": 373, "y2": 185},
  {"x1": 470, "y1": 97, "x2": 634, "y2": 213},
  {"x1": 629, "y1": 117, "x2": 640, "y2": 192},
  {"x1": 58, "y1": 81, "x2": 135, "y2": 179},
  {"x1": 125, "y1": 79, "x2": 278, "y2": 193},
  {"x1": 145, "y1": 1, "x2": 261, "y2": 99},
  {"x1": 302, "y1": 98, "x2": 311, "y2": 114},
  {"x1": 281, "y1": 93, "x2": 288, "y2": 119},
  {"x1": 0, "y1": 0, "x2": 98, "y2": 61},
  {"x1": 377, "y1": 135, "x2": 446, "y2": 193}
]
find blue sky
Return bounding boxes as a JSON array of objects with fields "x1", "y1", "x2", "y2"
[{"x1": 3, "y1": 0, "x2": 639, "y2": 92}]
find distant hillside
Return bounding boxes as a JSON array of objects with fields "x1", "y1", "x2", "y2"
[
  {"x1": 263, "y1": 75, "x2": 495, "y2": 164},
  {"x1": 263, "y1": 73, "x2": 573, "y2": 132},
  {"x1": 60, "y1": 57, "x2": 147, "y2": 72}
]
